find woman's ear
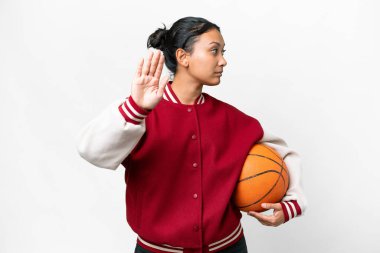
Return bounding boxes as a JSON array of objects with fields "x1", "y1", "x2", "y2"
[{"x1": 175, "y1": 48, "x2": 189, "y2": 68}]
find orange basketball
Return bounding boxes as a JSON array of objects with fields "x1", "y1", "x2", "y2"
[{"x1": 233, "y1": 144, "x2": 289, "y2": 213}]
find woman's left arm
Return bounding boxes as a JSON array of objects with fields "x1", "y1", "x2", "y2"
[{"x1": 248, "y1": 130, "x2": 308, "y2": 226}]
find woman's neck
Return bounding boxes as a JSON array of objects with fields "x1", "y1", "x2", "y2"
[{"x1": 171, "y1": 74, "x2": 203, "y2": 105}]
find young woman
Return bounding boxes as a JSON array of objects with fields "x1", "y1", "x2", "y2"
[{"x1": 77, "y1": 17, "x2": 307, "y2": 253}]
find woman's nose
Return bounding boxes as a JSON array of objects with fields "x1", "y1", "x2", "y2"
[{"x1": 220, "y1": 56, "x2": 227, "y2": 67}]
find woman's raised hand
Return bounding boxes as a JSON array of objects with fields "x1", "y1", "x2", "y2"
[{"x1": 131, "y1": 50, "x2": 169, "y2": 111}]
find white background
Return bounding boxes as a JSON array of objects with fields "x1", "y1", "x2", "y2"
[{"x1": 1, "y1": 0, "x2": 379, "y2": 252}]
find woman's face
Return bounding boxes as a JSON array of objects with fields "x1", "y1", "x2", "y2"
[{"x1": 187, "y1": 29, "x2": 227, "y2": 86}]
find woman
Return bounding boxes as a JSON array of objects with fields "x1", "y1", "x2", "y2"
[{"x1": 77, "y1": 17, "x2": 307, "y2": 253}]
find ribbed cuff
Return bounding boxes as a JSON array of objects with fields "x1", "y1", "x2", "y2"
[
  {"x1": 118, "y1": 96, "x2": 151, "y2": 125},
  {"x1": 280, "y1": 200, "x2": 302, "y2": 223}
]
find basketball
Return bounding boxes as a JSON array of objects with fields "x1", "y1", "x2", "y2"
[{"x1": 233, "y1": 144, "x2": 289, "y2": 213}]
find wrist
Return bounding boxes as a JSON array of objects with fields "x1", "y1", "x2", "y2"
[
  {"x1": 128, "y1": 96, "x2": 152, "y2": 114},
  {"x1": 118, "y1": 95, "x2": 151, "y2": 125},
  {"x1": 127, "y1": 95, "x2": 152, "y2": 114}
]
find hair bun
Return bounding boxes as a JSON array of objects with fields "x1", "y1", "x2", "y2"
[{"x1": 147, "y1": 24, "x2": 167, "y2": 50}]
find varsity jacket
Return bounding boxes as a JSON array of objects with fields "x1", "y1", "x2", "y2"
[{"x1": 76, "y1": 81, "x2": 308, "y2": 253}]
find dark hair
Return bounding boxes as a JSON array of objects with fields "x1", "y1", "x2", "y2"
[{"x1": 147, "y1": 16, "x2": 220, "y2": 74}]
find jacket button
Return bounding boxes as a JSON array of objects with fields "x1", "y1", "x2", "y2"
[
  {"x1": 191, "y1": 134, "x2": 197, "y2": 140},
  {"x1": 187, "y1": 108, "x2": 192, "y2": 112},
  {"x1": 193, "y1": 225, "x2": 199, "y2": 231},
  {"x1": 193, "y1": 162, "x2": 198, "y2": 168},
  {"x1": 193, "y1": 193, "x2": 198, "y2": 199}
]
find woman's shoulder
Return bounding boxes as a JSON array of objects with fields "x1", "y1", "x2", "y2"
[
  {"x1": 205, "y1": 93, "x2": 261, "y2": 123},
  {"x1": 204, "y1": 93, "x2": 248, "y2": 114}
]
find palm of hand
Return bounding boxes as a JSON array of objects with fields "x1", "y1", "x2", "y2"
[{"x1": 131, "y1": 50, "x2": 169, "y2": 110}]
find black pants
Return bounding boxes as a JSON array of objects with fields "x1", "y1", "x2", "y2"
[{"x1": 134, "y1": 235, "x2": 248, "y2": 253}]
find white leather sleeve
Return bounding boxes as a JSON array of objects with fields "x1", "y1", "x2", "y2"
[
  {"x1": 76, "y1": 98, "x2": 146, "y2": 170},
  {"x1": 258, "y1": 130, "x2": 308, "y2": 215}
]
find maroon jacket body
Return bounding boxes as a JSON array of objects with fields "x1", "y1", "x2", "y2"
[{"x1": 121, "y1": 92, "x2": 263, "y2": 251}]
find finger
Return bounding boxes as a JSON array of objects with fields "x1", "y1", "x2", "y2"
[
  {"x1": 135, "y1": 57, "x2": 144, "y2": 78},
  {"x1": 148, "y1": 50, "x2": 161, "y2": 77},
  {"x1": 249, "y1": 212, "x2": 273, "y2": 226},
  {"x1": 261, "y1": 203, "x2": 282, "y2": 211},
  {"x1": 249, "y1": 211, "x2": 274, "y2": 224},
  {"x1": 142, "y1": 51, "x2": 154, "y2": 76},
  {"x1": 259, "y1": 220, "x2": 272, "y2": 226},
  {"x1": 154, "y1": 51, "x2": 165, "y2": 80},
  {"x1": 248, "y1": 211, "x2": 265, "y2": 221}
]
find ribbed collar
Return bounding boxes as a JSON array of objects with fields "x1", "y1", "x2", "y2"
[{"x1": 163, "y1": 81, "x2": 205, "y2": 105}]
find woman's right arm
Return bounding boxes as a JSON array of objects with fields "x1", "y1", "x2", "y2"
[
  {"x1": 76, "y1": 96, "x2": 150, "y2": 170},
  {"x1": 76, "y1": 50, "x2": 169, "y2": 170}
]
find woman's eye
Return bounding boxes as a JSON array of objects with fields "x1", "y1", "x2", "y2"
[{"x1": 212, "y1": 48, "x2": 226, "y2": 55}]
